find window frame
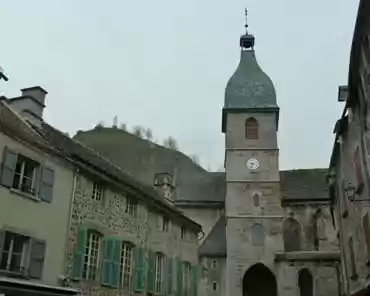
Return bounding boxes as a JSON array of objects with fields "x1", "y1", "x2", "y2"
[
  {"x1": 82, "y1": 230, "x2": 101, "y2": 280},
  {"x1": 120, "y1": 241, "x2": 134, "y2": 288},
  {"x1": 125, "y1": 195, "x2": 138, "y2": 216},
  {"x1": 13, "y1": 155, "x2": 39, "y2": 196},
  {"x1": 154, "y1": 253, "x2": 164, "y2": 294},
  {"x1": 0, "y1": 231, "x2": 30, "y2": 274},
  {"x1": 91, "y1": 182, "x2": 103, "y2": 201}
]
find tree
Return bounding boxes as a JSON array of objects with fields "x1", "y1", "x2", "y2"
[
  {"x1": 145, "y1": 128, "x2": 153, "y2": 141},
  {"x1": 190, "y1": 154, "x2": 200, "y2": 165},
  {"x1": 95, "y1": 121, "x2": 104, "y2": 129},
  {"x1": 112, "y1": 116, "x2": 118, "y2": 128},
  {"x1": 120, "y1": 123, "x2": 127, "y2": 131},
  {"x1": 163, "y1": 136, "x2": 178, "y2": 150},
  {"x1": 133, "y1": 126, "x2": 144, "y2": 138}
]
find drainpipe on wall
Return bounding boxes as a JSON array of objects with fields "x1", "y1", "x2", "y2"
[
  {"x1": 62, "y1": 168, "x2": 79, "y2": 283},
  {"x1": 338, "y1": 136, "x2": 350, "y2": 295}
]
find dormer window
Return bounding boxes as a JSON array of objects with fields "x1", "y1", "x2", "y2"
[{"x1": 245, "y1": 117, "x2": 258, "y2": 139}]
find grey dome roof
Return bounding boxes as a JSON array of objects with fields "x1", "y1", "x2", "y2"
[{"x1": 224, "y1": 49, "x2": 277, "y2": 110}]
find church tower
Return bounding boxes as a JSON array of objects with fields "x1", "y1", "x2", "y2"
[{"x1": 222, "y1": 10, "x2": 283, "y2": 296}]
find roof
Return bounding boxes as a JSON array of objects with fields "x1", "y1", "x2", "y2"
[
  {"x1": 224, "y1": 50, "x2": 277, "y2": 111},
  {"x1": 198, "y1": 215, "x2": 226, "y2": 257},
  {"x1": 280, "y1": 169, "x2": 329, "y2": 202},
  {"x1": 0, "y1": 101, "x2": 201, "y2": 231},
  {"x1": 74, "y1": 128, "x2": 225, "y2": 204},
  {"x1": 73, "y1": 129, "x2": 330, "y2": 204}
]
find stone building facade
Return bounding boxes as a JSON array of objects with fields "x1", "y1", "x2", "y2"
[{"x1": 329, "y1": 0, "x2": 370, "y2": 295}]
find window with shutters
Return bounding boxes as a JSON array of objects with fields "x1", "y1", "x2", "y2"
[
  {"x1": 0, "y1": 231, "x2": 45, "y2": 279},
  {"x1": 245, "y1": 118, "x2": 258, "y2": 139},
  {"x1": 1, "y1": 149, "x2": 55, "y2": 202},
  {"x1": 125, "y1": 195, "x2": 137, "y2": 216},
  {"x1": 120, "y1": 242, "x2": 133, "y2": 288},
  {"x1": 155, "y1": 253, "x2": 164, "y2": 293},
  {"x1": 82, "y1": 231, "x2": 101, "y2": 280},
  {"x1": 0, "y1": 231, "x2": 30, "y2": 274},
  {"x1": 91, "y1": 182, "x2": 103, "y2": 201}
]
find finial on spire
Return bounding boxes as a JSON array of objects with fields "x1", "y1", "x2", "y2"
[
  {"x1": 239, "y1": 8, "x2": 255, "y2": 50},
  {"x1": 244, "y1": 8, "x2": 248, "y2": 30}
]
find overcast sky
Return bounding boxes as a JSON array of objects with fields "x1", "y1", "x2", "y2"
[{"x1": 0, "y1": 0, "x2": 359, "y2": 171}]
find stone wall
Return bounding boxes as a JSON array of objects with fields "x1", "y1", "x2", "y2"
[
  {"x1": 283, "y1": 203, "x2": 338, "y2": 251},
  {"x1": 65, "y1": 173, "x2": 199, "y2": 296}
]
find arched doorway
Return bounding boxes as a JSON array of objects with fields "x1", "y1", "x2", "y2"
[
  {"x1": 243, "y1": 263, "x2": 277, "y2": 296},
  {"x1": 298, "y1": 268, "x2": 313, "y2": 296}
]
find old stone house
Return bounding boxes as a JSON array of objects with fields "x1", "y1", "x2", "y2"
[
  {"x1": 72, "y1": 15, "x2": 341, "y2": 296},
  {"x1": 329, "y1": 0, "x2": 370, "y2": 295},
  {"x1": 0, "y1": 88, "x2": 78, "y2": 296},
  {"x1": 0, "y1": 87, "x2": 202, "y2": 296}
]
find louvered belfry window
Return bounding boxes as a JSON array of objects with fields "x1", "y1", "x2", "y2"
[{"x1": 245, "y1": 118, "x2": 258, "y2": 139}]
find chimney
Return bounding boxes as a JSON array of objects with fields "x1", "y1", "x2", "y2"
[
  {"x1": 154, "y1": 172, "x2": 175, "y2": 204},
  {"x1": 7, "y1": 86, "x2": 47, "y2": 126},
  {"x1": 21, "y1": 86, "x2": 47, "y2": 106}
]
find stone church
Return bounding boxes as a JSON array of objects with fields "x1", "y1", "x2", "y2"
[{"x1": 74, "y1": 15, "x2": 341, "y2": 296}]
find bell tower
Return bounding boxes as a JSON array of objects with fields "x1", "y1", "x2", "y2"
[{"x1": 222, "y1": 10, "x2": 284, "y2": 296}]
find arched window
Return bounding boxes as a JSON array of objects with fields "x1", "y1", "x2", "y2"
[
  {"x1": 245, "y1": 118, "x2": 258, "y2": 139},
  {"x1": 283, "y1": 218, "x2": 301, "y2": 251},
  {"x1": 298, "y1": 269, "x2": 313, "y2": 296},
  {"x1": 251, "y1": 224, "x2": 265, "y2": 245},
  {"x1": 253, "y1": 193, "x2": 260, "y2": 207},
  {"x1": 313, "y1": 209, "x2": 326, "y2": 250}
]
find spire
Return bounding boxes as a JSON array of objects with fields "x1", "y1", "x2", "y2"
[{"x1": 240, "y1": 8, "x2": 255, "y2": 49}]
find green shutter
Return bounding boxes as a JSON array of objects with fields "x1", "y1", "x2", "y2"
[
  {"x1": 72, "y1": 228, "x2": 87, "y2": 280},
  {"x1": 176, "y1": 258, "x2": 183, "y2": 296},
  {"x1": 147, "y1": 250, "x2": 156, "y2": 293},
  {"x1": 167, "y1": 258, "x2": 173, "y2": 296},
  {"x1": 134, "y1": 247, "x2": 146, "y2": 292},
  {"x1": 1, "y1": 148, "x2": 17, "y2": 188},
  {"x1": 161, "y1": 255, "x2": 167, "y2": 296},
  {"x1": 101, "y1": 238, "x2": 113, "y2": 286},
  {"x1": 191, "y1": 265, "x2": 199, "y2": 296},
  {"x1": 111, "y1": 239, "x2": 121, "y2": 288}
]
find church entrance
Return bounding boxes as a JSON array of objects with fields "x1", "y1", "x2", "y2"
[{"x1": 242, "y1": 263, "x2": 277, "y2": 296}]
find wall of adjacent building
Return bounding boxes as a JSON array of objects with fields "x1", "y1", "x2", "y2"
[
  {"x1": 66, "y1": 173, "x2": 200, "y2": 296},
  {"x1": 0, "y1": 131, "x2": 75, "y2": 285}
]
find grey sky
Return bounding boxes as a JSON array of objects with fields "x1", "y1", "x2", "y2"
[{"x1": 0, "y1": 0, "x2": 359, "y2": 171}]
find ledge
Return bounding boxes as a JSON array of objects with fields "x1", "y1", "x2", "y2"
[
  {"x1": 274, "y1": 251, "x2": 341, "y2": 262},
  {"x1": 10, "y1": 188, "x2": 40, "y2": 202}
]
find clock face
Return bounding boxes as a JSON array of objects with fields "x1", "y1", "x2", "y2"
[{"x1": 246, "y1": 158, "x2": 260, "y2": 170}]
